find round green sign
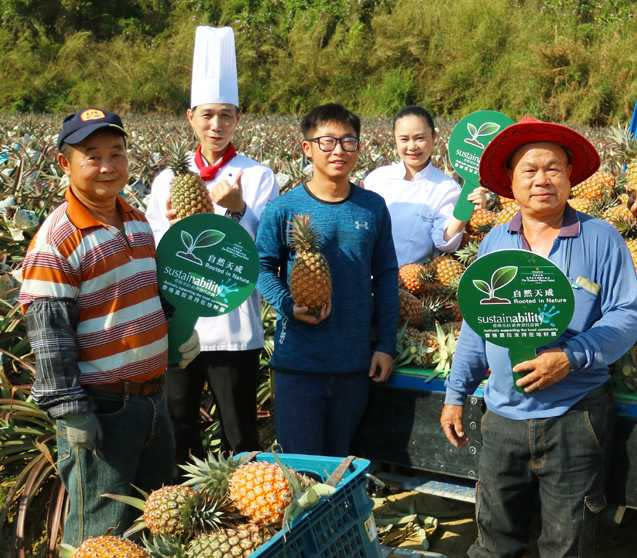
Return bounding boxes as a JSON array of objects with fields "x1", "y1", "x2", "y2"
[
  {"x1": 156, "y1": 213, "x2": 258, "y2": 363},
  {"x1": 457, "y1": 249, "x2": 574, "y2": 391},
  {"x1": 448, "y1": 110, "x2": 514, "y2": 221}
]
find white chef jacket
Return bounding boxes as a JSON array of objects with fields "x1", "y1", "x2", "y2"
[
  {"x1": 145, "y1": 153, "x2": 278, "y2": 351},
  {"x1": 363, "y1": 161, "x2": 462, "y2": 266}
]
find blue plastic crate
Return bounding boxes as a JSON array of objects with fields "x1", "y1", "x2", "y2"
[{"x1": 236, "y1": 453, "x2": 382, "y2": 558}]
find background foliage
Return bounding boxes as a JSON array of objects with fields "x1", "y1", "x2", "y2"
[{"x1": 0, "y1": 0, "x2": 636, "y2": 124}]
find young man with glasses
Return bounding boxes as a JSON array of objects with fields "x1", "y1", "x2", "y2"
[{"x1": 256, "y1": 103, "x2": 399, "y2": 456}]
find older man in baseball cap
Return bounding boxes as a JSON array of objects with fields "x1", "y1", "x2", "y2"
[{"x1": 441, "y1": 117, "x2": 637, "y2": 557}]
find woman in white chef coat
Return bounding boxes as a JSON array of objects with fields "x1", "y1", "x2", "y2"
[{"x1": 364, "y1": 105, "x2": 486, "y2": 266}]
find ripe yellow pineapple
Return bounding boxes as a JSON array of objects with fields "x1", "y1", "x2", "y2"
[
  {"x1": 399, "y1": 288, "x2": 424, "y2": 327},
  {"x1": 185, "y1": 524, "x2": 270, "y2": 558},
  {"x1": 468, "y1": 208, "x2": 495, "y2": 233},
  {"x1": 494, "y1": 202, "x2": 520, "y2": 225},
  {"x1": 603, "y1": 196, "x2": 637, "y2": 233},
  {"x1": 72, "y1": 536, "x2": 149, "y2": 558},
  {"x1": 570, "y1": 171, "x2": 615, "y2": 200},
  {"x1": 568, "y1": 197, "x2": 594, "y2": 214},
  {"x1": 429, "y1": 256, "x2": 465, "y2": 288},
  {"x1": 228, "y1": 461, "x2": 293, "y2": 526},
  {"x1": 289, "y1": 214, "x2": 332, "y2": 315},
  {"x1": 396, "y1": 326, "x2": 436, "y2": 368},
  {"x1": 169, "y1": 140, "x2": 214, "y2": 219},
  {"x1": 398, "y1": 263, "x2": 431, "y2": 296}
]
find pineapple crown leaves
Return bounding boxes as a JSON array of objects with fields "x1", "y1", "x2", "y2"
[
  {"x1": 167, "y1": 139, "x2": 194, "y2": 175},
  {"x1": 57, "y1": 544, "x2": 76, "y2": 558},
  {"x1": 432, "y1": 322, "x2": 457, "y2": 373},
  {"x1": 142, "y1": 533, "x2": 187, "y2": 558},
  {"x1": 288, "y1": 213, "x2": 321, "y2": 253},
  {"x1": 179, "y1": 452, "x2": 239, "y2": 500}
]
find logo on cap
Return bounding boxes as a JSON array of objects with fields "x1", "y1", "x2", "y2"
[{"x1": 80, "y1": 109, "x2": 106, "y2": 121}]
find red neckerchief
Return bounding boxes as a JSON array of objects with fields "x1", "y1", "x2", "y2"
[{"x1": 193, "y1": 144, "x2": 237, "y2": 181}]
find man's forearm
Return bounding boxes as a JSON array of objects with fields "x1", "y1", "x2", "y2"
[{"x1": 25, "y1": 298, "x2": 90, "y2": 418}]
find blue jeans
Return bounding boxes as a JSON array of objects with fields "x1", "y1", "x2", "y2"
[
  {"x1": 468, "y1": 385, "x2": 614, "y2": 558},
  {"x1": 274, "y1": 370, "x2": 369, "y2": 456},
  {"x1": 56, "y1": 389, "x2": 176, "y2": 546}
]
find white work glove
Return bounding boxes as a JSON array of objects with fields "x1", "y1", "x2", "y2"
[
  {"x1": 61, "y1": 413, "x2": 102, "y2": 451},
  {"x1": 178, "y1": 330, "x2": 200, "y2": 369}
]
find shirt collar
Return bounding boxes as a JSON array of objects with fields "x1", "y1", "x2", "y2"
[
  {"x1": 399, "y1": 160, "x2": 435, "y2": 181},
  {"x1": 65, "y1": 187, "x2": 136, "y2": 230},
  {"x1": 507, "y1": 204, "x2": 581, "y2": 238}
]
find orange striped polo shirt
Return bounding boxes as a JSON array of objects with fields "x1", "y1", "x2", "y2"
[{"x1": 19, "y1": 187, "x2": 168, "y2": 384}]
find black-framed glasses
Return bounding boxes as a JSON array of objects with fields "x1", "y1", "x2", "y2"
[{"x1": 306, "y1": 135, "x2": 360, "y2": 152}]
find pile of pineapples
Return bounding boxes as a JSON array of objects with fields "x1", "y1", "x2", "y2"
[
  {"x1": 396, "y1": 126, "x2": 637, "y2": 391},
  {"x1": 60, "y1": 455, "x2": 319, "y2": 558}
]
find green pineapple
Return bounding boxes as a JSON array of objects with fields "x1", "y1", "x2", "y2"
[{"x1": 185, "y1": 524, "x2": 271, "y2": 558}]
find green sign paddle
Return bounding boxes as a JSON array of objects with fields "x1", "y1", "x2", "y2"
[
  {"x1": 457, "y1": 249, "x2": 574, "y2": 392},
  {"x1": 448, "y1": 110, "x2": 514, "y2": 221},
  {"x1": 156, "y1": 214, "x2": 259, "y2": 364}
]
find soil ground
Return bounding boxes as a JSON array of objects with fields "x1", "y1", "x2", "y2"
[{"x1": 409, "y1": 495, "x2": 637, "y2": 557}]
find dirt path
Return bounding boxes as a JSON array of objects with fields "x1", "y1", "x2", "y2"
[{"x1": 422, "y1": 496, "x2": 637, "y2": 557}]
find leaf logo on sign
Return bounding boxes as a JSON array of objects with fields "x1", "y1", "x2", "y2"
[
  {"x1": 176, "y1": 228, "x2": 225, "y2": 266},
  {"x1": 474, "y1": 265, "x2": 517, "y2": 304},
  {"x1": 464, "y1": 121, "x2": 501, "y2": 149}
]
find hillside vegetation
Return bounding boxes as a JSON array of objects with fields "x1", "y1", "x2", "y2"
[{"x1": 0, "y1": 0, "x2": 636, "y2": 124}]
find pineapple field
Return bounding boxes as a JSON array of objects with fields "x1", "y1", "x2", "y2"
[{"x1": 1, "y1": 112, "x2": 637, "y2": 556}]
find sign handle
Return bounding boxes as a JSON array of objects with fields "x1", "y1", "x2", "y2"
[
  {"x1": 453, "y1": 179, "x2": 478, "y2": 221},
  {"x1": 508, "y1": 346, "x2": 537, "y2": 394},
  {"x1": 167, "y1": 310, "x2": 198, "y2": 366}
]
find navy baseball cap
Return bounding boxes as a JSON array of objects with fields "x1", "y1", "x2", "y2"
[{"x1": 57, "y1": 108, "x2": 127, "y2": 150}]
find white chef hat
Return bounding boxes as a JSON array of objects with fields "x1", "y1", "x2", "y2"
[{"x1": 190, "y1": 26, "x2": 239, "y2": 108}]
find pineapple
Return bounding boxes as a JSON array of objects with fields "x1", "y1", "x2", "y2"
[
  {"x1": 429, "y1": 256, "x2": 465, "y2": 288},
  {"x1": 104, "y1": 484, "x2": 222, "y2": 539},
  {"x1": 67, "y1": 536, "x2": 149, "y2": 558},
  {"x1": 399, "y1": 288, "x2": 424, "y2": 327},
  {"x1": 228, "y1": 461, "x2": 294, "y2": 526},
  {"x1": 395, "y1": 326, "x2": 436, "y2": 369},
  {"x1": 494, "y1": 202, "x2": 520, "y2": 225},
  {"x1": 169, "y1": 140, "x2": 214, "y2": 219},
  {"x1": 455, "y1": 241, "x2": 480, "y2": 266},
  {"x1": 468, "y1": 208, "x2": 495, "y2": 235},
  {"x1": 185, "y1": 524, "x2": 270, "y2": 558},
  {"x1": 568, "y1": 197, "x2": 594, "y2": 214},
  {"x1": 603, "y1": 196, "x2": 637, "y2": 233},
  {"x1": 570, "y1": 171, "x2": 615, "y2": 200},
  {"x1": 143, "y1": 485, "x2": 200, "y2": 537},
  {"x1": 398, "y1": 263, "x2": 431, "y2": 296},
  {"x1": 289, "y1": 214, "x2": 332, "y2": 315}
]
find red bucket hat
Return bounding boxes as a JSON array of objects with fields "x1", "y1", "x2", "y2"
[{"x1": 479, "y1": 116, "x2": 600, "y2": 199}]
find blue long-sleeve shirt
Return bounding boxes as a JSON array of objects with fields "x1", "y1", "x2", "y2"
[
  {"x1": 446, "y1": 206, "x2": 637, "y2": 419},
  {"x1": 256, "y1": 183, "x2": 399, "y2": 373}
]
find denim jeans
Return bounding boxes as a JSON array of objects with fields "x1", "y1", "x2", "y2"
[
  {"x1": 56, "y1": 388, "x2": 176, "y2": 546},
  {"x1": 274, "y1": 370, "x2": 369, "y2": 456},
  {"x1": 468, "y1": 385, "x2": 614, "y2": 558}
]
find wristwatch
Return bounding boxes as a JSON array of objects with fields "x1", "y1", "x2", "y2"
[{"x1": 226, "y1": 204, "x2": 246, "y2": 222}]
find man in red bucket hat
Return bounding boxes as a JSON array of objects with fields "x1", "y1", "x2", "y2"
[{"x1": 441, "y1": 117, "x2": 637, "y2": 557}]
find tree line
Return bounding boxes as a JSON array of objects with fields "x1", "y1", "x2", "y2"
[{"x1": 0, "y1": 0, "x2": 635, "y2": 125}]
